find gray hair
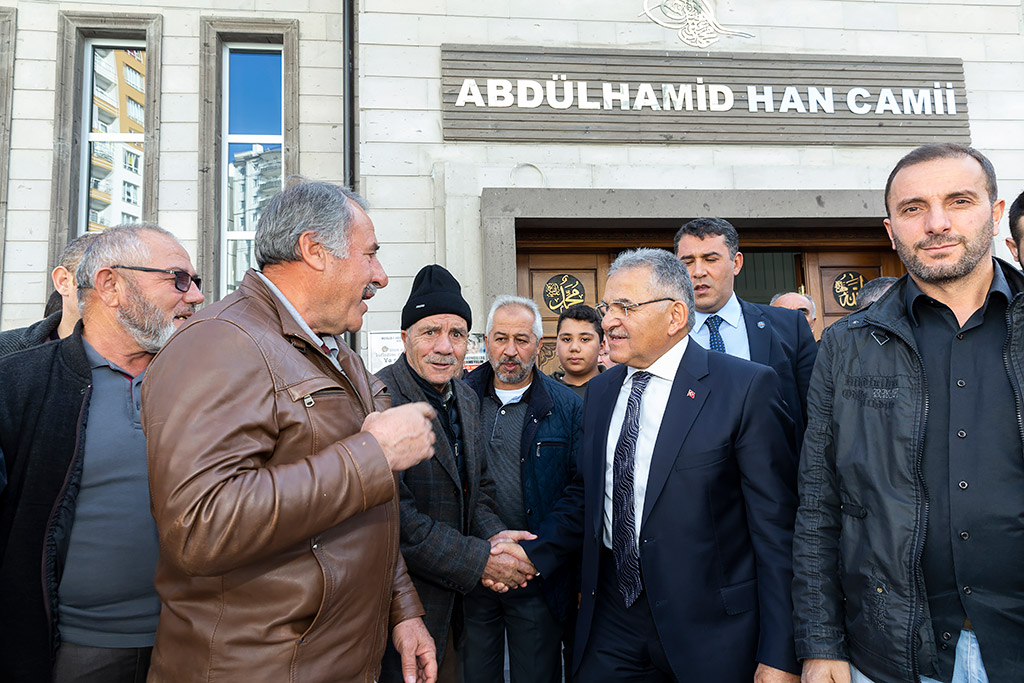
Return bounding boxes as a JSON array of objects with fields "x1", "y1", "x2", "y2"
[
  {"x1": 770, "y1": 291, "x2": 816, "y2": 318},
  {"x1": 59, "y1": 232, "x2": 101, "y2": 273},
  {"x1": 607, "y1": 248, "x2": 696, "y2": 331},
  {"x1": 486, "y1": 295, "x2": 543, "y2": 340},
  {"x1": 76, "y1": 223, "x2": 177, "y2": 302},
  {"x1": 254, "y1": 176, "x2": 369, "y2": 268}
]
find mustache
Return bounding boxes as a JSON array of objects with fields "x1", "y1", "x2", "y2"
[
  {"x1": 362, "y1": 282, "x2": 380, "y2": 299},
  {"x1": 424, "y1": 354, "x2": 456, "y2": 366},
  {"x1": 498, "y1": 355, "x2": 522, "y2": 365},
  {"x1": 916, "y1": 234, "x2": 965, "y2": 249}
]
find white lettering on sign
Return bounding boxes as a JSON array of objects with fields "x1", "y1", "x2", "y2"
[{"x1": 454, "y1": 77, "x2": 961, "y2": 117}]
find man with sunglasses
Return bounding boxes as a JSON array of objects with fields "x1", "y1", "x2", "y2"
[{"x1": 0, "y1": 224, "x2": 203, "y2": 683}]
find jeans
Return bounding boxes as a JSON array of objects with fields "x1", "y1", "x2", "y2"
[{"x1": 850, "y1": 630, "x2": 989, "y2": 683}]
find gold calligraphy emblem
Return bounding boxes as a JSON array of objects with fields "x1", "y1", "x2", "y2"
[
  {"x1": 640, "y1": 0, "x2": 754, "y2": 49},
  {"x1": 543, "y1": 274, "x2": 586, "y2": 313},
  {"x1": 832, "y1": 271, "x2": 865, "y2": 310}
]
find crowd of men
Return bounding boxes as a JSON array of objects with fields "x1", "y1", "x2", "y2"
[{"x1": 0, "y1": 141, "x2": 1021, "y2": 683}]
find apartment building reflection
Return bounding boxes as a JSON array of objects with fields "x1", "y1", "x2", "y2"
[{"x1": 87, "y1": 47, "x2": 146, "y2": 232}]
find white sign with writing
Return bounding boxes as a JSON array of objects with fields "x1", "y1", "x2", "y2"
[
  {"x1": 455, "y1": 77, "x2": 960, "y2": 118},
  {"x1": 367, "y1": 331, "x2": 404, "y2": 374}
]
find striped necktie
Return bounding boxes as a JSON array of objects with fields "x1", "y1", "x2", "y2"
[{"x1": 611, "y1": 370, "x2": 652, "y2": 608}]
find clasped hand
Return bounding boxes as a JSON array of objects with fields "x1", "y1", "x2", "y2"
[{"x1": 481, "y1": 530, "x2": 537, "y2": 593}]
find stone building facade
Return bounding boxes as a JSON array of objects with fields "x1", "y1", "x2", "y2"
[{"x1": 2, "y1": 0, "x2": 1023, "y2": 363}]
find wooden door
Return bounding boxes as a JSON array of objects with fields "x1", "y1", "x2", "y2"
[
  {"x1": 804, "y1": 250, "x2": 905, "y2": 336},
  {"x1": 516, "y1": 252, "x2": 611, "y2": 376}
]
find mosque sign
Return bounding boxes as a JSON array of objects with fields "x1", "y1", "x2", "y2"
[{"x1": 441, "y1": 45, "x2": 969, "y2": 146}]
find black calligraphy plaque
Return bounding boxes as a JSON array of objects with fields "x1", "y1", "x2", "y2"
[
  {"x1": 543, "y1": 274, "x2": 586, "y2": 313},
  {"x1": 832, "y1": 271, "x2": 865, "y2": 310}
]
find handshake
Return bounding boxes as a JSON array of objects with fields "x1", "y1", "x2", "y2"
[{"x1": 481, "y1": 530, "x2": 538, "y2": 593}]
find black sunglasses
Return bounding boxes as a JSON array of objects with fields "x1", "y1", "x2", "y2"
[{"x1": 111, "y1": 265, "x2": 201, "y2": 293}]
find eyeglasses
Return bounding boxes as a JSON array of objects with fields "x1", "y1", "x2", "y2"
[
  {"x1": 596, "y1": 297, "x2": 675, "y2": 318},
  {"x1": 111, "y1": 265, "x2": 202, "y2": 293}
]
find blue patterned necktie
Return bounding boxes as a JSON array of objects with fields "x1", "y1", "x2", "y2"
[
  {"x1": 612, "y1": 370, "x2": 652, "y2": 608},
  {"x1": 706, "y1": 314, "x2": 727, "y2": 353}
]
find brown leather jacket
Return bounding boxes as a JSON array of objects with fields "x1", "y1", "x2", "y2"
[{"x1": 141, "y1": 271, "x2": 424, "y2": 682}]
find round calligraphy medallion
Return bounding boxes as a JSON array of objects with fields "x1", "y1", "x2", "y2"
[
  {"x1": 543, "y1": 274, "x2": 586, "y2": 313},
  {"x1": 832, "y1": 271, "x2": 865, "y2": 310}
]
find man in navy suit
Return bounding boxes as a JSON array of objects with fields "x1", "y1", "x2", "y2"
[
  {"x1": 675, "y1": 218, "x2": 817, "y2": 448},
  {"x1": 513, "y1": 248, "x2": 800, "y2": 682}
]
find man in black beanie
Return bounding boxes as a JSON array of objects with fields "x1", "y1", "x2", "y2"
[{"x1": 376, "y1": 264, "x2": 537, "y2": 683}]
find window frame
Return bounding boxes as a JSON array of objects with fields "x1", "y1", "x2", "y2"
[
  {"x1": 0, "y1": 7, "x2": 15, "y2": 321},
  {"x1": 198, "y1": 18, "x2": 298, "y2": 302},
  {"x1": 77, "y1": 37, "x2": 147, "y2": 234},
  {"x1": 220, "y1": 42, "x2": 284, "y2": 299},
  {"x1": 50, "y1": 12, "x2": 162, "y2": 272}
]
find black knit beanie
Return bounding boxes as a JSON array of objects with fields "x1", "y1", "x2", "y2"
[{"x1": 401, "y1": 264, "x2": 472, "y2": 330}]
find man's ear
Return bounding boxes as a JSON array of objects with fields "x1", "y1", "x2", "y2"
[
  {"x1": 296, "y1": 231, "x2": 328, "y2": 272},
  {"x1": 1007, "y1": 236, "x2": 1020, "y2": 265},
  {"x1": 52, "y1": 266, "x2": 75, "y2": 297},
  {"x1": 732, "y1": 251, "x2": 744, "y2": 276},
  {"x1": 668, "y1": 300, "x2": 690, "y2": 336},
  {"x1": 92, "y1": 267, "x2": 122, "y2": 307}
]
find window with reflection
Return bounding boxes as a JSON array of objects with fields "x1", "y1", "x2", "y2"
[
  {"x1": 221, "y1": 46, "x2": 284, "y2": 296},
  {"x1": 81, "y1": 41, "x2": 146, "y2": 234}
]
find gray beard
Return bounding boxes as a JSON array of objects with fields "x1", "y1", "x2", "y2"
[
  {"x1": 117, "y1": 282, "x2": 177, "y2": 353},
  {"x1": 491, "y1": 356, "x2": 533, "y2": 385}
]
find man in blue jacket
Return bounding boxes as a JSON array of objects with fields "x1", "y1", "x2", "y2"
[{"x1": 463, "y1": 295, "x2": 582, "y2": 683}]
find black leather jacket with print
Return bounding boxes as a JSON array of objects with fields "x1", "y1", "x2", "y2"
[{"x1": 792, "y1": 258, "x2": 1024, "y2": 683}]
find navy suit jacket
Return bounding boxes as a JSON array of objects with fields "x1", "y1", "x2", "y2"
[
  {"x1": 740, "y1": 299, "x2": 817, "y2": 449},
  {"x1": 522, "y1": 341, "x2": 800, "y2": 681}
]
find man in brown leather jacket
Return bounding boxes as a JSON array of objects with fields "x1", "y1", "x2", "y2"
[{"x1": 142, "y1": 180, "x2": 438, "y2": 683}]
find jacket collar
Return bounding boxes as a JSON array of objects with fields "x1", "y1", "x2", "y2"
[
  {"x1": 57, "y1": 320, "x2": 94, "y2": 382},
  {"x1": 387, "y1": 354, "x2": 461, "y2": 484},
  {"x1": 855, "y1": 257, "x2": 1024, "y2": 343},
  {"x1": 465, "y1": 360, "x2": 553, "y2": 416},
  {"x1": 236, "y1": 270, "x2": 376, "y2": 414},
  {"x1": 238, "y1": 270, "x2": 326, "y2": 352}
]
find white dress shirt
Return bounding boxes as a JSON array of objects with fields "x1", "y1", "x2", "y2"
[
  {"x1": 602, "y1": 335, "x2": 689, "y2": 550},
  {"x1": 690, "y1": 292, "x2": 750, "y2": 360}
]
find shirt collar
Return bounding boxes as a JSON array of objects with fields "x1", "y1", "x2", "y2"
[
  {"x1": 694, "y1": 292, "x2": 742, "y2": 331},
  {"x1": 82, "y1": 337, "x2": 140, "y2": 379},
  {"x1": 626, "y1": 335, "x2": 688, "y2": 383},
  {"x1": 905, "y1": 258, "x2": 1012, "y2": 327},
  {"x1": 256, "y1": 271, "x2": 335, "y2": 353}
]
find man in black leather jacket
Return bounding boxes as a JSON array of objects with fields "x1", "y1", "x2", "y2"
[{"x1": 794, "y1": 143, "x2": 1024, "y2": 683}]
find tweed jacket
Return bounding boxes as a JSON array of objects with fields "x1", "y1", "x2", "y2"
[{"x1": 376, "y1": 355, "x2": 505, "y2": 672}]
